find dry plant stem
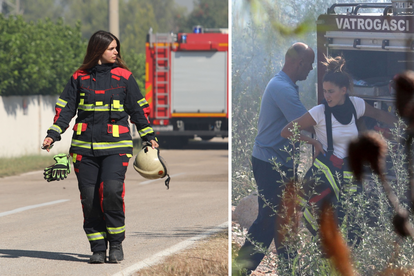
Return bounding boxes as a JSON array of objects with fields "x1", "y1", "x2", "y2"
[
  {"x1": 380, "y1": 173, "x2": 414, "y2": 238},
  {"x1": 406, "y1": 133, "x2": 414, "y2": 211}
]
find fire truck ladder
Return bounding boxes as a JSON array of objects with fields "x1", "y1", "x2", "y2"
[{"x1": 153, "y1": 33, "x2": 173, "y2": 120}]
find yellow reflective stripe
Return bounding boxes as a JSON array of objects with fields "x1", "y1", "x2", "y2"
[
  {"x1": 93, "y1": 140, "x2": 133, "y2": 150},
  {"x1": 126, "y1": 154, "x2": 132, "y2": 158},
  {"x1": 80, "y1": 93, "x2": 85, "y2": 96},
  {"x1": 314, "y1": 158, "x2": 340, "y2": 200},
  {"x1": 78, "y1": 104, "x2": 94, "y2": 111},
  {"x1": 113, "y1": 100, "x2": 120, "y2": 109},
  {"x1": 343, "y1": 171, "x2": 353, "y2": 179},
  {"x1": 304, "y1": 208, "x2": 318, "y2": 231},
  {"x1": 107, "y1": 225, "x2": 125, "y2": 235},
  {"x1": 113, "y1": 125, "x2": 119, "y2": 137},
  {"x1": 49, "y1": 124, "x2": 62, "y2": 134},
  {"x1": 56, "y1": 98, "x2": 67, "y2": 108},
  {"x1": 71, "y1": 140, "x2": 133, "y2": 150},
  {"x1": 344, "y1": 184, "x2": 358, "y2": 193},
  {"x1": 79, "y1": 98, "x2": 84, "y2": 105},
  {"x1": 71, "y1": 139, "x2": 92, "y2": 149},
  {"x1": 72, "y1": 153, "x2": 77, "y2": 163},
  {"x1": 78, "y1": 104, "x2": 124, "y2": 112},
  {"x1": 299, "y1": 196, "x2": 307, "y2": 207},
  {"x1": 76, "y1": 123, "x2": 83, "y2": 135},
  {"x1": 111, "y1": 103, "x2": 124, "y2": 111},
  {"x1": 138, "y1": 98, "x2": 148, "y2": 107},
  {"x1": 138, "y1": 127, "x2": 154, "y2": 137},
  {"x1": 86, "y1": 232, "x2": 107, "y2": 241},
  {"x1": 96, "y1": 101, "x2": 103, "y2": 106},
  {"x1": 95, "y1": 105, "x2": 111, "y2": 111}
]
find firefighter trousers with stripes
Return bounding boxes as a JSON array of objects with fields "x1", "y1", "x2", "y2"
[
  {"x1": 302, "y1": 155, "x2": 361, "y2": 246},
  {"x1": 72, "y1": 153, "x2": 131, "y2": 253}
]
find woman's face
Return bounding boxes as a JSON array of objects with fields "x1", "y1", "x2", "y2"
[
  {"x1": 99, "y1": 39, "x2": 118, "y2": 64},
  {"x1": 323, "y1": 81, "x2": 347, "y2": 107}
]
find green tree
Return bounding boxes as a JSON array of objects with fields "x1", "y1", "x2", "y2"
[
  {"x1": 63, "y1": 0, "x2": 109, "y2": 40},
  {"x1": 0, "y1": 15, "x2": 86, "y2": 96},
  {"x1": 148, "y1": 0, "x2": 188, "y2": 33},
  {"x1": 183, "y1": 0, "x2": 228, "y2": 32},
  {"x1": 19, "y1": 0, "x2": 66, "y2": 22},
  {"x1": 119, "y1": 0, "x2": 158, "y2": 55}
]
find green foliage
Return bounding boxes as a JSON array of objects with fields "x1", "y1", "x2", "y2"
[
  {"x1": 123, "y1": 52, "x2": 146, "y2": 95},
  {"x1": 2, "y1": 0, "x2": 227, "y2": 96},
  {"x1": 234, "y1": 119, "x2": 414, "y2": 275},
  {"x1": 19, "y1": 0, "x2": 66, "y2": 22},
  {"x1": 120, "y1": 1, "x2": 158, "y2": 56},
  {"x1": 0, "y1": 15, "x2": 86, "y2": 96},
  {"x1": 182, "y1": 0, "x2": 228, "y2": 32},
  {"x1": 63, "y1": 0, "x2": 110, "y2": 41}
]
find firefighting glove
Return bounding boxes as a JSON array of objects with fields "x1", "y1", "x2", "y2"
[
  {"x1": 43, "y1": 154, "x2": 71, "y2": 182},
  {"x1": 43, "y1": 165, "x2": 54, "y2": 182}
]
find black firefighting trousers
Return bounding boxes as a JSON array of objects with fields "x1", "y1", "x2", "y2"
[
  {"x1": 72, "y1": 153, "x2": 131, "y2": 252},
  {"x1": 302, "y1": 153, "x2": 361, "y2": 246}
]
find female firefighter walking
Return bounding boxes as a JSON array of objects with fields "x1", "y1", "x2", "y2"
[{"x1": 42, "y1": 30, "x2": 158, "y2": 264}]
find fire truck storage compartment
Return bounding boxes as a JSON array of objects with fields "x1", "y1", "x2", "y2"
[
  {"x1": 171, "y1": 51, "x2": 227, "y2": 114},
  {"x1": 327, "y1": 49, "x2": 410, "y2": 98}
]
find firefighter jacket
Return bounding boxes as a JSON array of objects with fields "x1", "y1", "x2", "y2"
[{"x1": 46, "y1": 63, "x2": 156, "y2": 157}]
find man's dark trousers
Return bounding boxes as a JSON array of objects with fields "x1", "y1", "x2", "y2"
[{"x1": 235, "y1": 156, "x2": 294, "y2": 273}]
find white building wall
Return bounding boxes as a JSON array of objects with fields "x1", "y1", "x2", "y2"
[
  {"x1": 0, "y1": 95, "x2": 140, "y2": 158},
  {"x1": 0, "y1": 95, "x2": 74, "y2": 157}
]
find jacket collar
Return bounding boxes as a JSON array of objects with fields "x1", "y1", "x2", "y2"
[{"x1": 88, "y1": 63, "x2": 118, "y2": 74}]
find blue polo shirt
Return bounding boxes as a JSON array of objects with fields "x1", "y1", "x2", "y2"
[{"x1": 252, "y1": 71, "x2": 307, "y2": 167}]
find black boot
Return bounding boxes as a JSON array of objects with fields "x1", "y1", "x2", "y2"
[
  {"x1": 108, "y1": 243, "x2": 124, "y2": 263},
  {"x1": 89, "y1": 251, "x2": 106, "y2": 264}
]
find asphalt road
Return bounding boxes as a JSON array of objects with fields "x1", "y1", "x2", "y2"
[{"x1": 0, "y1": 140, "x2": 228, "y2": 276}]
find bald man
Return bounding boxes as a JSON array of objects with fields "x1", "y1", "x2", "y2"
[{"x1": 234, "y1": 42, "x2": 315, "y2": 275}]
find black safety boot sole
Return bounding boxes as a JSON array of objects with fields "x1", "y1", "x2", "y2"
[
  {"x1": 108, "y1": 243, "x2": 124, "y2": 263},
  {"x1": 89, "y1": 251, "x2": 106, "y2": 264}
]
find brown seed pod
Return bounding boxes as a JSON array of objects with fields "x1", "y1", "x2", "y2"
[
  {"x1": 393, "y1": 211, "x2": 410, "y2": 238},
  {"x1": 320, "y1": 202, "x2": 354, "y2": 276},
  {"x1": 394, "y1": 71, "x2": 414, "y2": 122},
  {"x1": 348, "y1": 131, "x2": 388, "y2": 181}
]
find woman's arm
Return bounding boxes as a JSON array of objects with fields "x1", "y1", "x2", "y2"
[
  {"x1": 281, "y1": 112, "x2": 325, "y2": 156},
  {"x1": 363, "y1": 102, "x2": 398, "y2": 127}
]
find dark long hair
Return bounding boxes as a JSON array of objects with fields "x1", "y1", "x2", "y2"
[
  {"x1": 78, "y1": 30, "x2": 129, "y2": 71},
  {"x1": 322, "y1": 55, "x2": 353, "y2": 92}
]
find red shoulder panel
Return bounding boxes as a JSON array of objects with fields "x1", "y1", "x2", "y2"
[
  {"x1": 72, "y1": 70, "x2": 88, "y2": 80},
  {"x1": 111, "y1": 67, "x2": 132, "y2": 80}
]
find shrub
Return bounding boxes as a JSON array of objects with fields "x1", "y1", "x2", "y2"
[
  {"x1": 233, "y1": 119, "x2": 414, "y2": 275},
  {"x1": 0, "y1": 15, "x2": 86, "y2": 96}
]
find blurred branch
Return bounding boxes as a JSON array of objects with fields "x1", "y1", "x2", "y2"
[{"x1": 241, "y1": 0, "x2": 315, "y2": 36}]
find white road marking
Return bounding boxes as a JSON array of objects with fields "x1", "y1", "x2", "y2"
[
  {"x1": 112, "y1": 221, "x2": 228, "y2": 276},
  {"x1": 0, "y1": 199, "x2": 69, "y2": 217},
  {"x1": 139, "y1": 172, "x2": 185, "y2": 185}
]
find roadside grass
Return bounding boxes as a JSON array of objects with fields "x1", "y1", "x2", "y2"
[
  {"x1": 135, "y1": 230, "x2": 229, "y2": 276},
  {"x1": 0, "y1": 155, "x2": 53, "y2": 178}
]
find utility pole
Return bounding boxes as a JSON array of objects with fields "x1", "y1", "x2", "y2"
[{"x1": 109, "y1": 0, "x2": 119, "y2": 39}]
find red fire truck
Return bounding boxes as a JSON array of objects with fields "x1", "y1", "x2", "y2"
[{"x1": 144, "y1": 26, "x2": 228, "y2": 148}]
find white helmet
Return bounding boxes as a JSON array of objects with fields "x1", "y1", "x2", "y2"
[{"x1": 133, "y1": 142, "x2": 170, "y2": 189}]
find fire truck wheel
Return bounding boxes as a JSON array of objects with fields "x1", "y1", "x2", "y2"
[{"x1": 159, "y1": 136, "x2": 189, "y2": 149}]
